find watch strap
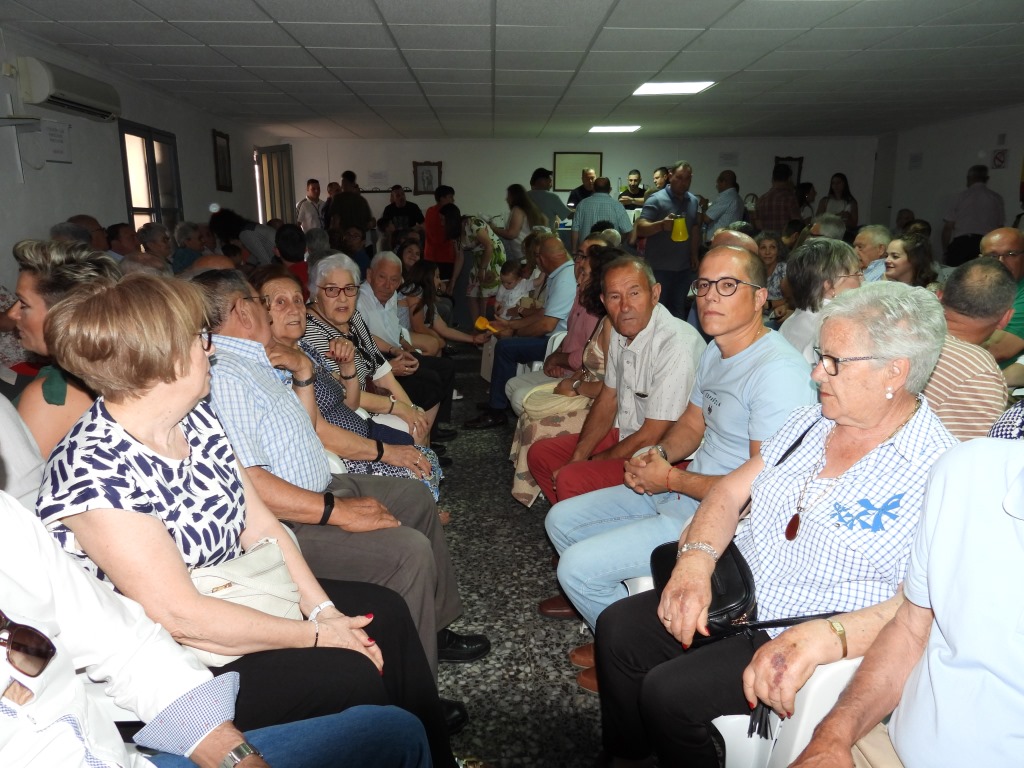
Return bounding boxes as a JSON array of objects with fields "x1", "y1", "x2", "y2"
[{"x1": 219, "y1": 742, "x2": 263, "y2": 768}]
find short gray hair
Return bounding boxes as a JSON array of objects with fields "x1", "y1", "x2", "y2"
[
  {"x1": 174, "y1": 221, "x2": 199, "y2": 245},
  {"x1": 786, "y1": 238, "x2": 859, "y2": 312},
  {"x1": 820, "y1": 281, "x2": 946, "y2": 394},
  {"x1": 309, "y1": 253, "x2": 362, "y2": 298},
  {"x1": 857, "y1": 224, "x2": 891, "y2": 248},
  {"x1": 369, "y1": 250, "x2": 402, "y2": 271},
  {"x1": 813, "y1": 213, "x2": 846, "y2": 240},
  {"x1": 138, "y1": 222, "x2": 169, "y2": 247},
  {"x1": 305, "y1": 228, "x2": 330, "y2": 258},
  {"x1": 49, "y1": 221, "x2": 91, "y2": 243},
  {"x1": 187, "y1": 269, "x2": 252, "y2": 332}
]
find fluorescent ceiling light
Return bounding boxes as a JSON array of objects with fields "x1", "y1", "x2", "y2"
[
  {"x1": 633, "y1": 81, "x2": 715, "y2": 96},
  {"x1": 589, "y1": 125, "x2": 640, "y2": 133}
]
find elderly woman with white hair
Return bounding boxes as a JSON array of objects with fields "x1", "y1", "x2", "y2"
[
  {"x1": 779, "y1": 237, "x2": 865, "y2": 364},
  {"x1": 302, "y1": 253, "x2": 432, "y2": 443},
  {"x1": 595, "y1": 281, "x2": 956, "y2": 768}
]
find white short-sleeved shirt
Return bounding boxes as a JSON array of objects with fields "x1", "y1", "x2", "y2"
[
  {"x1": 889, "y1": 439, "x2": 1024, "y2": 767},
  {"x1": 603, "y1": 303, "x2": 707, "y2": 438}
]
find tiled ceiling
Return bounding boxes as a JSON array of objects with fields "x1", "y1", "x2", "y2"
[{"x1": 3, "y1": 0, "x2": 1024, "y2": 139}]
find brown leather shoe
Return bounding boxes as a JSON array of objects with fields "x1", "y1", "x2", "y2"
[
  {"x1": 577, "y1": 665, "x2": 599, "y2": 694},
  {"x1": 569, "y1": 642, "x2": 595, "y2": 668},
  {"x1": 538, "y1": 593, "x2": 580, "y2": 619}
]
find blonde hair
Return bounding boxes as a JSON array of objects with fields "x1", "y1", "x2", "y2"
[{"x1": 46, "y1": 273, "x2": 207, "y2": 402}]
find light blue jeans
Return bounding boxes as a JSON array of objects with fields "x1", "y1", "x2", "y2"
[
  {"x1": 148, "y1": 705, "x2": 430, "y2": 768},
  {"x1": 545, "y1": 484, "x2": 699, "y2": 629}
]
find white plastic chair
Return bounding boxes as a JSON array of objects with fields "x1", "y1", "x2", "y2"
[
  {"x1": 516, "y1": 330, "x2": 566, "y2": 377},
  {"x1": 713, "y1": 656, "x2": 863, "y2": 768}
]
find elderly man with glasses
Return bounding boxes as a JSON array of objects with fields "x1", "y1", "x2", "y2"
[
  {"x1": 977, "y1": 227, "x2": 1024, "y2": 368},
  {"x1": 542, "y1": 246, "x2": 815, "y2": 690}
]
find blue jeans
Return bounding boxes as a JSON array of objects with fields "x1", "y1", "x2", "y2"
[
  {"x1": 148, "y1": 706, "x2": 430, "y2": 768},
  {"x1": 488, "y1": 335, "x2": 550, "y2": 409},
  {"x1": 545, "y1": 484, "x2": 699, "y2": 629}
]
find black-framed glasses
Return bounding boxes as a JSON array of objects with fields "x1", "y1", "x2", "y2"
[
  {"x1": 983, "y1": 250, "x2": 1024, "y2": 261},
  {"x1": 691, "y1": 277, "x2": 763, "y2": 297},
  {"x1": 1, "y1": 609, "x2": 56, "y2": 678},
  {"x1": 813, "y1": 347, "x2": 878, "y2": 376},
  {"x1": 319, "y1": 284, "x2": 359, "y2": 298},
  {"x1": 197, "y1": 327, "x2": 213, "y2": 352}
]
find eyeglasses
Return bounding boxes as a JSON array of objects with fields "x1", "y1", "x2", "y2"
[
  {"x1": 1, "y1": 609, "x2": 57, "y2": 678},
  {"x1": 242, "y1": 295, "x2": 270, "y2": 310},
  {"x1": 982, "y1": 250, "x2": 1024, "y2": 261},
  {"x1": 836, "y1": 272, "x2": 864, "y2": 282},
  {"x1": 197, "y1": 327, "x2": 213, "y2": 352},
  {"x1": 691, "y1": 277, "x2": 763, "y2": 297},
  {"x1": 319, "y1": 284, "x2": 359, "y2": 298},
  {"x1": 813, "y1": 347, "x2": 878, "y2": 376}
]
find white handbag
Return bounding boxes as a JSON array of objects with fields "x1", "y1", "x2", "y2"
[{"x1": 188, "y1": 537, "x2": 302, "y2": 667}]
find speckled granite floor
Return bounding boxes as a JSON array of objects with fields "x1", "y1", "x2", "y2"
[{"x1": 434, "y1": 350, "x2": 602, "y2": 768}]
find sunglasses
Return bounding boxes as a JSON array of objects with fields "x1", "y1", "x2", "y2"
[{"x1": 1, "y1": 609, "x2": 57, "y2": 678}]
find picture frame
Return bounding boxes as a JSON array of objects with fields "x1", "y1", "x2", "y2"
[
  {"x1": 774, "y1": 155, "x2": 803, "y2": 184},
  {"x1": 413, "y1": 161, "x2": 442, "y2": 196},
  {"x1": 553, "y1": 152, "x2": 603, "y2": 192},
  {"x1": 213, "y1": 130, "x2": 232, "y2": 192}
]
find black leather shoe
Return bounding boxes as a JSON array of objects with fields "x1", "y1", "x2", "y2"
[
  {"x1": 438, "y1": 456, "x2": 453, "y2": 468},
  {"x1": 475, "y1": 402, "x2": 492, "y2": 411},
  {"x1": 430, "y1": 443, "x2": 447, "y2": 456},
  {"x1": 441, "y1": 698, "x2": 469, "y2": 736},
  {"x1": 463, "y1": 410, "x2": 506, "y2": 429},
  {"x1": 438, "y1": 628, "x2": 491, "y2": 663},
  {"x1": 432, "y1": 426, "x2": 459, "y2": 441}
]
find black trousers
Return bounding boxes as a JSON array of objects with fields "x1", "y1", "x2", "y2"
[
  {"x1": 399, "y1": 353, "x2": 456, "y2": 425},
  {"x1": 217, "y1": 579, "x2": 455, "y2": 768},
  {"x1": 596, "y1": 590, "x2": 771, "y2": 768},
  {"x1": 946, "y1": 234, "x2": 983, "y2": 267}
]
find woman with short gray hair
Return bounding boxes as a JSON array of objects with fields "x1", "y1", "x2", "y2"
[
  {"x1": 598, "y1": 280, "x2": 954, "y2": 768},
  {"x1": 780, "y1": 238, "x2": 863, "y2": 364}
]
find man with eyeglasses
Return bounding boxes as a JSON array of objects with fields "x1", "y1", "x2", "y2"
[
  {"x1": 543, "y1": 246, "x2": 815, "y2": 678},
  {"x1": 977, "y1": 227, "x2": 1024, "y2": 367}
]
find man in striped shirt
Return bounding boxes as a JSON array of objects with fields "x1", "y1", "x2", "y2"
[{"x1": 923, "y1": 258, "x2": 1016, "y2": 439}]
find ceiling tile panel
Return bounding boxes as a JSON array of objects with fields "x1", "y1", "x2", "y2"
[
  {"x1": 114, "y1": 44, "x2": 233, "y2": 66},
  {"x1": 819, "y1": 0, "x2": 969, "y2": 28},
  {"x1": 422, "y1": 82, "x2": 491, "y2": 96},
  {"x1": 72, "y1": 21, "x2": 200, "y2": 45},
  {"x1": 580, "y1": 51, "x2": 672, "y2": 72},
  {"x1": 781, "y1": 26, "x2": 906, "y2": 51},
  {"x1": 310, "y1": 48, "x2": 405, "y2": 68},
  {"x1": 258, "y1": 0, "x2": 380, "y2": 24},
  {"x1": 376, "y1": 0, "x2": 491, "y2": 26},
  {"x1": 497, "y1": 0, "x2": 613, "y2": 24},
  {"x1": 172, "y1": 21, "x2": 294, "y2": 46},
  {"x1": 25, "y1": 0, "x2": 156, "y2": 21},
  {"x1": 402, "y1": 49, "x2": 492, "y2": 69},
  {"x1": 927, "y1": 0, "x2": 1024, "y2": 25},
  {"x1": 345, "y1": 81, "x2": 423, "y2": 95},
  {"x1": 6, "y1": 20, "x2": 100, "y2": 44},
  {"x1": 60, "y1": 43, "x2": 148, "y2": 64},
  {"x1": 684, "y1": 28, "x2": 804, "y2": 53},
  {"x1": 246, "y1": 66, "x2": 338, "y2": 82},
  {"x1": 414, "y1": 68, "x2": 492, "y2": 84},
  {"x1": 390, "y1": 24, "x2": 490, "y2": 50},
  {"x1": 710, "y1": 0, "x2": 857, "y2": 30},
  {"x1": 875, "y1": 24, "x2": 1013, "y2": 49},
  {"x1": 137, "y1": 0, "x2": 269, "y2": 21},
  {"x1": 662, "y1": 51, "x2": 764, "y2": 71},
  {"x1": 329, "y1": 67, "x2": 414, "y2": 83},
  {"x1": 604, "y1": 0, "x2": 734, "y2": 29},
  {"x1": 0, "y1": 0, "x2": 45, "y2": 21},
  {"x1": 592, "y1": 27, "x2": 703, "y2": 51},
  {"x1": 282, "y1": 22, "x2": 394, "y2": 48},
  {"x1": 495, "y1": 70, "x2": 574, "y2": 87},
  {"x1": 495, "y1": 25, "x2": 597, "y2": 52},
  {"x1": 495, "y1": 51, "x2": 583, "y2": 69},
  {"x1": 216, "y1": 45, "x2": 320, "y2": 67}
]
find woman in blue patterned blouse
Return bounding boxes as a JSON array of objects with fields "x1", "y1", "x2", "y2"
[{"x1": 34, "y1": 272, "x2": 459, "y2": 768}]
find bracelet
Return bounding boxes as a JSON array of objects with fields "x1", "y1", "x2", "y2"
[
  {"x1": 340, "y1": 372, "x2": 358, "y2": 380},
  {"x1": 319, "y1": 492, "x2": 335, "y2": 526},
  {"x1": 571, "y1": 379, "x2": 582, "y2": 393},
  {"x1": 677, "y1": 541, "x2": 720, "y2": 562},
  {"x1": 374, "y1": 439, "x2": 385, "y2": 462},
  {"x1": 308, "y1": 600, "x2": 335, "y2": 622},
  {"x1": 388, "y1": 395, "x2": 396, "y2": 414},
  {"x1": 665, "y1": 466, "x2": 673, "y2": 491},
  {"x1": 311, "y1": 617, "x2": 320, "y2": 648},
  {"x1": 292, "y1": 372, "x2": 316, "y2": 388},
  {"x1": 827, "y1": 619, "x2": 848, "y2": 658}
]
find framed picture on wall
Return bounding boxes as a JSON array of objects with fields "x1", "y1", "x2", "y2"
[
  {"x1": 413, "y1": 161, "x2": 442, "y2": 196},
  {"x1": 775, "y1": 155, "x2": 803, "y2": 184},
  {"x1": 213, "y1": 130, "x2": 232, "y2": 192},
  {"x1": 553, "y1": 152, "x2": 603, "y2": 192}
]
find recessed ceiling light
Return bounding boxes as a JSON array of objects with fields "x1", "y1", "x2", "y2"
[
  {"x1": 589, "y1": 125, "x2": 641, "y2": 133},
  {"x1": 633, "y1": 81, "x2": 715, "y2": 96}
]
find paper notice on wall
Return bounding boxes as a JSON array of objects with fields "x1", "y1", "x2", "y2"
[
  {"x1": 40, "y1": 120, "x2": 71, "y2": 163},
  {"x1": 367, "y1": 169, "x2": 388, "y2": 188}
]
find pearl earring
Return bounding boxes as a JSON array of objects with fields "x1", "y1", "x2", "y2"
[{"x1": 885, "y1": 388, "x2": 894, "y2": 400}]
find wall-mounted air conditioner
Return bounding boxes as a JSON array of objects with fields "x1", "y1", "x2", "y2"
[{"x1": 16, "y1": 56, "x2": 121, "y2": 122}]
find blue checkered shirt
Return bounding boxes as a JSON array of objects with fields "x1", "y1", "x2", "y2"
[
  {"x1": 735, "y1": 402, "x2": 957, "y2": 636},
  {"x1": 209, "y1": 334, "x2": 331, "y2": 493},
  {"x1": 570, "y1": 192, "x2": 633, "y2": 239}
]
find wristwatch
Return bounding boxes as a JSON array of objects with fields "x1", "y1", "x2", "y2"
[
  {"x1": 653, "y1": 444, "x2": 668, "y2": 461},
  {"x1": 219, "y1": 742, "x2": 263, "y2": 768},
  {"x1": 826, "y1": 619, "x2": 848, "y2": 658},
  {"x1": 571, "y1": 378, "x2": 582, "y2": 393}
]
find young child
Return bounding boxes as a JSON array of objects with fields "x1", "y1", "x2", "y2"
[{"x1": 494, "y1": 261, "x2": 533, "y2": 321}]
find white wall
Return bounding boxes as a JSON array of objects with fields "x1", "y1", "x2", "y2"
[
  {"x1": 891, "y1": 104, "x2": 1024, "y2": 253},
  {"x1": 290, "y1": 134, "x2": 878, "y2": 228},
  {"x1": 0, "y1": 27, "x2": 277, "y2": 288}
]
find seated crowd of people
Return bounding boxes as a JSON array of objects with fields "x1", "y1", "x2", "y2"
[{"x1": 2, "y1": 156, "x2": 1024, "y2": 768}]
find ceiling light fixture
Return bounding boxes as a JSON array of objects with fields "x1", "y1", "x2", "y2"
[
  {"x1": 633, "y1": 81, "x2": 715, "y2": 96},
  {"x1": 589, "y1": 125, "x2": 641, "y2": 133}
]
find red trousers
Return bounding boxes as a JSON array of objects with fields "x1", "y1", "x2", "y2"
[{"x1": 527, "y1": 429, "x2": 625, "y2": 504}]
